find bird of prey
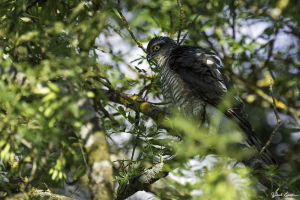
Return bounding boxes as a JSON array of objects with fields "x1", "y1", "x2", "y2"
[{"x1": 146, "y1": 36, "x2": 279, "y2": 191}]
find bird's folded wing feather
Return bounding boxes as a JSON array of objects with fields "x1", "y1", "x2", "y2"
[{"x1": 169, "y1": 46, "x2": 276, "y2": 166}]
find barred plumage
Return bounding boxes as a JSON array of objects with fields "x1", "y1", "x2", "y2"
[{"x1": 161, "y1": 61, "x2": 206, "y2": 118}]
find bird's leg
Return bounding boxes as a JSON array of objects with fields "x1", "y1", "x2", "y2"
[
  {"x1": 199, "y1": 104, "x2": 207, "y2": 127},
  {"x1": 193, "y1": 104, "x2": 207, "y2": 128}
]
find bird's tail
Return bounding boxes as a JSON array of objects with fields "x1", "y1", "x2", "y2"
[
  {"x1": 225, "y1": 108, "x2": 276, "y2": 165},
  {"x1": 224, "y1": 108, "x2": 292, "y2": 196}
]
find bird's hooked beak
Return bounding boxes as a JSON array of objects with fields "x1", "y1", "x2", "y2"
[
  {"x1": 146, "y1": 54, "x2": 158, "y2": 67},
  {"x1": 146, "y1": 54, "x2": 152, "y2": 62}
]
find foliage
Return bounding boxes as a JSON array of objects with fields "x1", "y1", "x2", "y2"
[{"x1": 0, "y1": 0, "x2": 299, "y2": 199}]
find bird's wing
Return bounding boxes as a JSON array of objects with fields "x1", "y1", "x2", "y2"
[
  {"x1": 169, "y1": 46, "x2": 230, "y2": 106},
  {"x1": 169, "y1": 46, "x2": 276, "y2": 166}
]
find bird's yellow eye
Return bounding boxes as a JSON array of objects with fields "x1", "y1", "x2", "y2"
[{"x1": 153, "y1": 45, "x2": 160, "y2": 51}]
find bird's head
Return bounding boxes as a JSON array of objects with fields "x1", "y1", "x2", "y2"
[{"x1": 146, "y1": 36, "x2": 177, "y2": 66}]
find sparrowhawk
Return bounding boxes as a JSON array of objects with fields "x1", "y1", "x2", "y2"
[{"x1": 146, "y1": 36, "x2": 279, "y2": 191}]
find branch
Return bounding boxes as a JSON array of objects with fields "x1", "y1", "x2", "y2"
[
  {"x1": 6, "y1": 189, "x2": 75, "y2": 200},
  {"x1": 260, "y1": 80, "x2": 282, "y2": 154},
  {"x1": 176, "y1": 0, "x2": 184, "y2": 44},
  {"x1": 79, "y1": 99, "x2": 114, "y2": 200},
  {"x1": 116, "y1": 0, "x2": 146, "y2": 53},
  {"x1": 116, "y1": 162, "x2": 168, "y2": 200},
  {"x1": 100, "y1": 88, "x2": 166, "y2": 123}
]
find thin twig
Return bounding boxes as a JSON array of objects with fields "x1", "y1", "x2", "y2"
[
  {"x1": 230, "y1": 0, "x2": 236, "y2": 40},
  {"x1": 232, "y1": 73, "x2": 300, "y2": 126},
  {"x1": 202, "y1": 30, "x2": 222, "y2": 58},
  {"x1": 168, "y1": 11, "x2": 174, "y2": 30},
  {"x1": 138, "y1": 78, "x2": 154, "y2": 98},
  {"x1": 131, "y1": 111, "x2": 140, "y2": 160},
  {"x1": 259, "y1": 27, "x2": 279, "y2": 77},
  {"x1": 96, "y1": 41, "x2": 142, "y2": 77},
  {"x1": 116, "y1": 0, "x2": 146, "y2": 53},
  {"x1": 79, "y1": 141, "x2": 89, "y2": 168},
  {"x1": 263, "y1": 39, "x2": 275, "y2": 69},
  {"x1": 95, "y1": 75, "x2": 114, "y2": 90},
  {"x1": 179, "y1": 14, "x2": 200, "y2": 45},
  {"x1": 95, "y1": 99, "x2": 120, "y2": 126},
  {"x1": 286, "y1": 24, "x2": 300, "y2": 37},
  {"x1": 176, "y1": 0, "x2": 184, "y2": 44},
  {"x1": 260, "y1": 80, "x2": 281, "y2": 154}
]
